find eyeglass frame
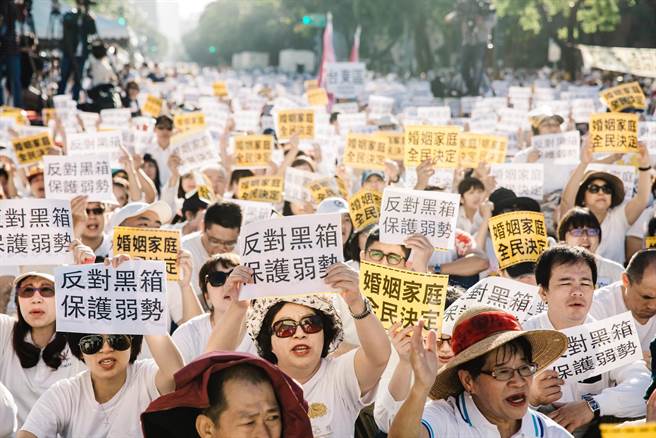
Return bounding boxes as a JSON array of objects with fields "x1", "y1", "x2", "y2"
[
  {"x1": 479, "y1": 362, "x2": 539, "y2": 381},
  {"x1": 586, "y1": 183, "x2": 613, "y2": 195},
  {"x1": 366, "y1": 248, "x2": 406, "y2": 266},
  {"x1": 566, "y1": 227, "x2": 600, "y2": 238}
]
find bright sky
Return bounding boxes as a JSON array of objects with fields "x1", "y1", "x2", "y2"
[{"x1": 175, "y1": 0, "x2": 214, "y2": 19}]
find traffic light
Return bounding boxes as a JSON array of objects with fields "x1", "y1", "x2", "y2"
[{"x1": 300, "y1": 14, "x2": 326, "y2": 27}]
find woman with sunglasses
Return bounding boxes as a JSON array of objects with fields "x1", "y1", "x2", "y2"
[
  {"x1": 172, "y1": 254, "x2": 257, "y2": 365},
  {"x1": 18, "y1": 256, "x2": 184, "y2": 438}
]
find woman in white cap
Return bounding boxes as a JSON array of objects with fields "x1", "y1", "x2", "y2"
[{"x1": 389, "y1": 307, "x2": 572, "y2": 438}]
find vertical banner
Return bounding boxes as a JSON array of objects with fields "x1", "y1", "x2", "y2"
[
  {"x1": 404, "y1": 125, "x2": 460, "y2": 168},
  {"x1": 43, "y1": 154, "x2": 114, "y2": 202},
  {"x1": 589, "y1": 113, "x2": 639, "y2": 154},
  {"x1": 488, "y1": 211, "x2": 549, "y2": 270},
  {"x1": 112, "y1": 227, "x2": 181, "y2": 280},
  {"x1": 348, "y1": 189, "x2": 382, "y2": 231}
]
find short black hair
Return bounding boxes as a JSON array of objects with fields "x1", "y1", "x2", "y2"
[
  {"x1": 229, "y1": 169, "x2": 254, "y2": 190},
  {"x1": 625, "y1": 249, "x2": 656, "y2": 285},
  {"x1": 155, "y1": 115, "x2": 173, "y2": 129},
  {"x1": 204, "y1": 201, "x2": 242, "y2": 230},
  {"x1": 198, "y1": 253, "x2": 240, "y2": 308},
  {"x1": 458, "y1": 336, "x2": 532, "y2": 379},
  {"x1": 457, "y1": 177, "x2": 485, "y2": 196},
  {"x1": 66, "y1": 333, "x2": 143, "y2": 363},
  {"x1": 647, "y1": 217, "x2": 656, "y2": 237},
  {"x1": 535, "y1": 245, "x2": 597, "y2": 289},
  {"x1": 557, "y1": 207, "x2": 602, "y2": 242},
  {"x1": 505, "y1": 262, "x2": 536, "y2": 280},
  {"x1": 363, "y1": 226, "x2": 411, "y2": 259}
]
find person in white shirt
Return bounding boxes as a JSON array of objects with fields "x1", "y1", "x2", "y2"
[
  {"x1": 72, "y1": 200, "x2": 112, "y2": 260},
  {"x1": 0, "y1": 381, "x2": 17, "y2": 438},
  {"x1": 525, "y1": 245, "x2": 650, "y2": 435},
  {"x1": 625, "y1": 205, "x2": 654, "y2": 261},
  {"x1": 388, "y1": 306, "x2": 571, "y2": 438},
  {"x1": 457, "y1": 177, "x2": 485, "y2": 235},
  {"x1": 148, "y1": 115, "x2": 176, "y2": 189}
]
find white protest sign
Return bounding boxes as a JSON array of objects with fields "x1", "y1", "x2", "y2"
[
  {"x1": 284, "y1": 166, "x2": 315, "y2": 203},
  {"x1": 368, "y1": 95, "x2": 395, "y2": 119},
  {"x1": 490, "y1": 163, "x2": 544, "y2": 200},
  {"x1": 66, "y1": 131, "x2": 125, "y2": 166},
  {"x1": 44, "y1": 154, "x2": 115, "y2": 202},
  {"x1": 232, "y1": 199, "x2": 275, "y2": 226},
  {"x1": 531, "y1": 130, "x2": 580, "y2": 164},
  {"x1": 379, "y1": 187, "x2": 459, "y2": 250},
  {"x1": 572, "y1": 98, "x2": 596, "y2": 124},
  {"x1": 237, "y1": 213, "x2": 343, "y2": 299},
  {"x1": 170, "y1": 129, "x2": 219, "y2": 175},
  {"x1": 55, "y1": 260, "x2": 169, "y2": 335},
  {"x1": 497, "y1": 108, "x2": 530, "y2": 133},
  {"x1": 100, "y1": 108, "x2": 132, "y2": 128},
  {"x1": 78, "y1": 111, "x2": 100, "y2": 132},
  {"x1": 324, "y1": 62, "x2": 366, "y2": 98},
  {"x1": 549, "y1": 312, "x2": 642, "y2": 382},
  {"x1": 403, "y1": 168, "x2": 454, "y2": 191},
  {"x1": 337, "y1": 112, "x2": 367, "y2": 134},
  {"x1": 0, "y1": 199, "x2": 74, "y2": 265},
  {"x1": 417, "y1": 106, "x2": 451, "y2": 125},
  {"x1": 332, "y1": 102, "x2": 359, "y2": 114},
  {"x1": 586, "y1": 163, "x2": 636, "y2": 202},
  {"x1": 234, "y1": 110, "x2": 260, "y2": 133}
]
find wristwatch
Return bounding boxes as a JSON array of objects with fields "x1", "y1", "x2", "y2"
[
  {"x1": 582, "y1": 394, "x2": 600, "y2": 420},
  {"x1": 350, "y1": 297, "x2": 372, "y2": 320}
]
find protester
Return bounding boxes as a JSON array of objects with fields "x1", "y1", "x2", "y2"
[{"x1": 58, "y1": 0, "x2": 97, "y2": 101}]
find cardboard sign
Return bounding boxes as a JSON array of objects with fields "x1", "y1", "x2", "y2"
[
  {"x1": 284, "y1": 167, "x2": 315, "y2": 203},
  {"x1": 44, "y1": 154, "x2": 114, "y2": 202},
  {"x1": 238, "y1": 176, "x2": 283, "y2": 203},
  {"x1": 237, "y1": 213, "x2": 343, "y2": 299},
  {"x1": 142, "y1": 95, "x2": 163, "y2": 118},
  {"x1": 174, "y1": 112, "x2": 206, "y2": 132},
  {"x1": 275, "y1": 109, "x2": 315, "y2": 141},
  {"x1": 343, "y1": 133, "x2": 386, "y2": 170},
  {"x1": 324, "y1": 62, "x2": 366, "y2": 98},
  {"x1": 113, "y1": 226, "x2": 181, "y2": 280},
  {"x1": 12, "y1": 132, "x2": 53, "y2": 166},
  {"x1": 212, "y1": 81, "x2": 229, "y2": 98},
  {"x1": 600, "y1": 81, "x2": 646, "y2": 112},
  {"x1": 360, "y1": 260, "x2": 449, "y2": 331},
  {"x1": 549, "y1": 312, "x2": 642, "y2": 382},
  {"x1": 600, "y1": 424, "x2": 656, "y2": 438},
  {"x1": 305, "y1": 176, "x2": 342, "y2": 204},
  {"x1": 349, "y1": 189, "x2": 382, "y2": 231},
  {"x1": 55, "y1": 261, "x2": 168, "y2": 335},
  {"x1": 458, "y1": 133, "x2": 508, "y2": 168},
  {"x1": 231, "y1": 199, "x2": 274, "y2": 226},
  {"x1": 490, "y1": 163, "x2": 544, "y2": 200},
  {"x1": 233, "y1": 134, "x2": 273, "y2": 169},
  {"x1": 589, "y1": 113, "x2": 639, "y2": 154},
  {"x1": 379, "y1": 131, "x2": 404, "y2": 160},
  {"x1": 531, "y1": 130, "x2": 580, "y2": 163},
  {"x1": 379, "y1": 187, "x2": 460, "y2": 250},
  {"x1": 169, "y1": 129, "x2": 219, "y2": 175},
  {"x1": 488, "y1": 211, "x2": 549, "y2": 270},
  {"x1": 0, "y1": 199, "x2": 74, "y2": 265},
  {"x1": 404, "y1": 125, "x2": 460, "y2": 168},
  {"x1": 307, "y1": 88, "x2": 329, "y2": 106}
]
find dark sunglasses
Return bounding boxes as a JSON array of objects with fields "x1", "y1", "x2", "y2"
[
  {"x1": 205, "y1": 270, "x2": 233, "y2": 287},
  {"x1": 271, "y1": 315, "x2": 323, "y2": 338},
  {"x1": 17, "y1": 286, "x2": 55, "y2": 298},
  {"x1": 86, "y1": 207, "x2": 105, "y2": 216},
  {"x1": 78, "y1": 334, "x2": 132, "y2": 355},
  {"x1": 586, "y1": 183, "x2": 612, "y2": 195}
]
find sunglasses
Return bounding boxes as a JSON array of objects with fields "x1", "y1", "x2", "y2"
[
  {"x1": 206, "y1": 270, "x2": 233, "y2": 288},
  {"x1": 586, "y1": 184, "x2": 612, "y2": 195},
  {"x1": 86, "y1": 207, "x2": 105, "y2": 216},
  {"x1": 367, "y1": 249, "x2": 405, "y2": 266},
  {"x1": 479, "y1": 362, "x2": 538, "y2": 382},
  {"x1": 17, "y1": 286, "x2": 55, "y2": 298},
  {"x1": 568, "y1": 227, "x2": 600, "y2": 237},
  {"x1": 78, "y1": 334, "x2": 132, "y2": 355},
  {"x1": 271, "y1": 315, "x2": 323, "y2": 338}
]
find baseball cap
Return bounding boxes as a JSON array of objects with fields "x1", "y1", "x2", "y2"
[
  {"x1": 108, "y1": 201, "x2": 173, "y2": 229},
  {"x1": 317, "y1": 197, "x2": 349, "y2": 214}
]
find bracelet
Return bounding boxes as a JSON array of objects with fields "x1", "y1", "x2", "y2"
[
  {"x1": 639, "y1": 165, "x2": 652, "y2": 172},
  {"x1": 350, "y1": 298, "x2": 372, "y2": 320}
]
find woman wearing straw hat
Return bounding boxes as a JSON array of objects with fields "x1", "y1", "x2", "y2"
[{"x1": 388, "y1": 307, "x2": 572, "y2": 438}]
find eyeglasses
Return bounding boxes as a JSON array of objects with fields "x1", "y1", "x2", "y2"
[
  {"x1": 586, "y1": 184, "x2": 612, "y2": 195},
  {"x1": 86, "y1": 207, "x2": 105, "y2": 216},
  {"x1": 206, "y1": 270, "x2": 233, "y2": 288},
  {"x1": 367, "y1": 249, "x2": 405, "y2": 266},
  {"x1": 271, "y1": 315, "x2": 323, "y2": 338},
  {"x1": 78, "y1": 335, "x2": 132, "y2": 355},
  {"x1": 567, "y1": 227, "x2": 600, "y2": 238},
  {"x1": 17, "y1": 286, "x2": 55, "y2": 298},
  {"x1": 479, "y1": 362, "x2": 538, "y2": 381}
]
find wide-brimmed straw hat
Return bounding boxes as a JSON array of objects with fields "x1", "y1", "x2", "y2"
[
  {"x1": 575, "y1": 171, "x2": 625, "y2": 209},
  {"x1": 429, "y1": 306, "x2": 567, "y2": 400},
  {"x1": 247, "y1": 295, "x2": 344, "y2": 356}
]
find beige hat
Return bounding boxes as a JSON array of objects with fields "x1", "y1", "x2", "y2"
[{"x1": 13, "y1": 272, "x2": 55, "y2": 288}]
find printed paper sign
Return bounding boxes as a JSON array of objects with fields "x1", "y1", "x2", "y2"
[
  {"x1": 305, "y1": 176, "x2": 342, "y2": 204},
  {"x1": 142, "y1": 95, "x2": 163, "y2": 118},
  {"x1": 600, "y1": 423, "x2": 656, "y2": 438},
  {"x1": 343, "y1": 133, "x2": 386, "y2": 170},
  {"x1": 337, "y1": 112, "x2": 367, "y2": 133},
  {"x1": 600, "y1": 81, "x2": 646, "y2": 112},
  {"x1": 12, "y1": 132, "x2": 53, "y2": 166},
  {"x1": 212, "y1": 81, "x2": 229, "y2": 98},
  {"x1": 170, "y1": 129, "x2": 219, "y2": 175},
  {"x1": 417, "y1": 106, "x2": 451, "y2": 125},
  {"x1": 324, "y1": 62, "x2": 366, "y2": 98},
  {"x1": 238, "y1": 213, "x2": 343, "y2": 299},
  {"x1": 44, "y1": 154, "x2": 114, "y2": 202},
  {"x1": 459, "y1": 133, "x2": 508, "y2": 168},
  {"x1": 238, "y1": 176, "x2": 283, "y2": 203},
  {"x1": 360, "y1": 260, "x2": 449, "y2": 331},
  {"x1": 174, "y1": 112, "x2": 206, "y2": 132},
  {"x1": 379, "y1": 131, "x2": 404, "y2": 160},
  {"x1": 379, "y1": 187, "x2": 459, "y2": 250},
  {"x1": 55, "y1": 261, "x2": 168, "y2": 335},
  {"x1": 0, "y1": 199, "x2": 74, "y2": 265},
  {"x1": 66, "y1": 131, "x2": 124, "y2": 165},
  {"x1": 233, "y1": 134, "x2": 273, "y2": 169},
  {"x1": 100, "y1": 108, "x2": 132, "y2": 128},
  {"x1": 404, "y1": 168, "x2": 455, "y2": 192},
  {"x1": 531, "y1": 130, "x2": 580, "y2": 163},
  {"x1": 586, "y1": 163, "x2": 636, "y2": 202},
  {"x1": 284, "y1": 167, "x2": 315, "y2": 203},
  {"x1": 307, "y1": 88, "x2": 329, "y2": 106},
  {"x1": 275, "y1": 109, "x2": 315, "y2": 141},
  {"x1": 589, "y1": 113, "x2": 639, "y2": 154},
  {"x1": 234, "y1": 110, "x2": 260, "y2": 133},
  {"x1": 348, "y1": 189, "x2": 382, "y2": 231},
  {"x1": 368, "y1": 95, "x2": 395, "y2": 119},
  {"x1": 549, "y1": 312, "x2": 642, "y2": 382},
  {"x1": 571, "y1": 98, "x2": 596, "y2": 124},
  {"x1": 404, "y1": 125, "x2": 460, "y2": 168},
  {"x1": 113, "y1": 226, "x2": 181, "y2": 280},
  {"x1": 490, "y1": 163, "x2": 544, "y2": 200},
  {"x1": 488, "y1": 211, "x2": 549, "y2": 270},
  {"x1": 231, "y1": 199, "x2": 274, "y2": 226}
]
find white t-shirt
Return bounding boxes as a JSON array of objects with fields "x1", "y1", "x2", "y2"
[
  {"x1": 596, "y1": 204, "x2": 630, "y2": 264},
  {"x1": 594, "y1": 254, "x2": 624, "y2": 289},
  {"x1": 172, "y1": 312, "x2": 257, "y2": 364},
  {"x1": 302, "y1": 349, "x2": 376, "y2": 438},
  {"x1": 146, "y1": 141, "x2": 173, "y2": 190},
  {"x1": 457, "y1": 208, "x2": 483, "y2": 236},
  {"x1": 626, "y1": 206, "x2": 654, "y2": 239},
  {"x1": 0, "y1": 381, "x2": 17, "y2": 438},
  {"x1": 590, "y1": 281, "x2": 656, "y2": 352},
  {"x1": 181, "y1": 231, "x2": 209, "y2": 296},
  {"x1": 0, "y1": 314, "x2": 86, "y2": 427},
  {"x1": 421, "y1": 392, "x2": 570, "y2": 438},
  {"x1": 21, "y1": 360, "x2": 159, "y2": 438},
  {"x1": 93, "y1": 233, "x2": 112, "y2": 259}
]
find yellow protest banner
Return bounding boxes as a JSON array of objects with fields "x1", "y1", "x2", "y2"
[
  {"x1": 305, "y1": 176, "x2": 342, "y2": 204},
  {"x1": 360, "y1": 260, "x2": 449, "y2": 331},
  {"x1": 589, "y1": 113, "x2": 639, "y2": 154},
  {"x1": 343, "y1": 133, "x2": 386, "y2": 170},
  {"x1": 307, "y1": 88, "x2": 329, "y2": 106},
  {"x1": 488, "y1": 211, "x2": 549, "y2": 270},
  {"x1": 304, "y1": 79, "x2": 318, "y2": 91},
  {"x1": 645, "y1": 236, "x2": 656, "y2": 249},
  {"x1": 459, "y1": 132, "x2": 508, "y2": 168},
  {"x1": 113, "y1": 226, "x2": 181, "y2": 280},
  {"x1": 12, "y1": 132, "x2": 53, "y2": 166},
  {"x1": 348, "y1": 189, "x2": 382, "y2": 231},
  {"x1": 212, "y1": 81, "x2": 229, "y2": 98},
  {"x1": 1, "y1": 106, "x2": 27, "y2": 124},
  {"x1": 379, "y1": 131, "x2": 405, "y2": 161},
  {"x1": 238, "y1": 176, "x2": 283, "y2": 203},
  {"x1": 600, "y1": 81, "x2": 646, "y2": 112},
  {"x1": 174, "y1": 112, "x2": 206, "y2": 131},
  {"x1": 276, "y1": 109, "x2": 315, "y2": 141},
  {"x1": 234, "y1": 134, "x2": 274, "y2": 168},
  {"x1": 142, "y1": 95, "x2": 163, "y2": 118},
  {"x1": 600, "y1": 424, "x2": 656, "y2": 438},
  {"x1": 404, "y1": 125, "x2": 460, "y2": 168},
  {"x1": 42, "y1": 108, "x2": 57, "y2": 125}
]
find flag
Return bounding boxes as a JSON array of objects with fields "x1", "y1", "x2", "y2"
[
  {"x1": 317, "y1": 12, "x2": 335, "y2": 88},
  {"x1": 349, "y1": 25, "x2": 361, "y2": 63}
]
